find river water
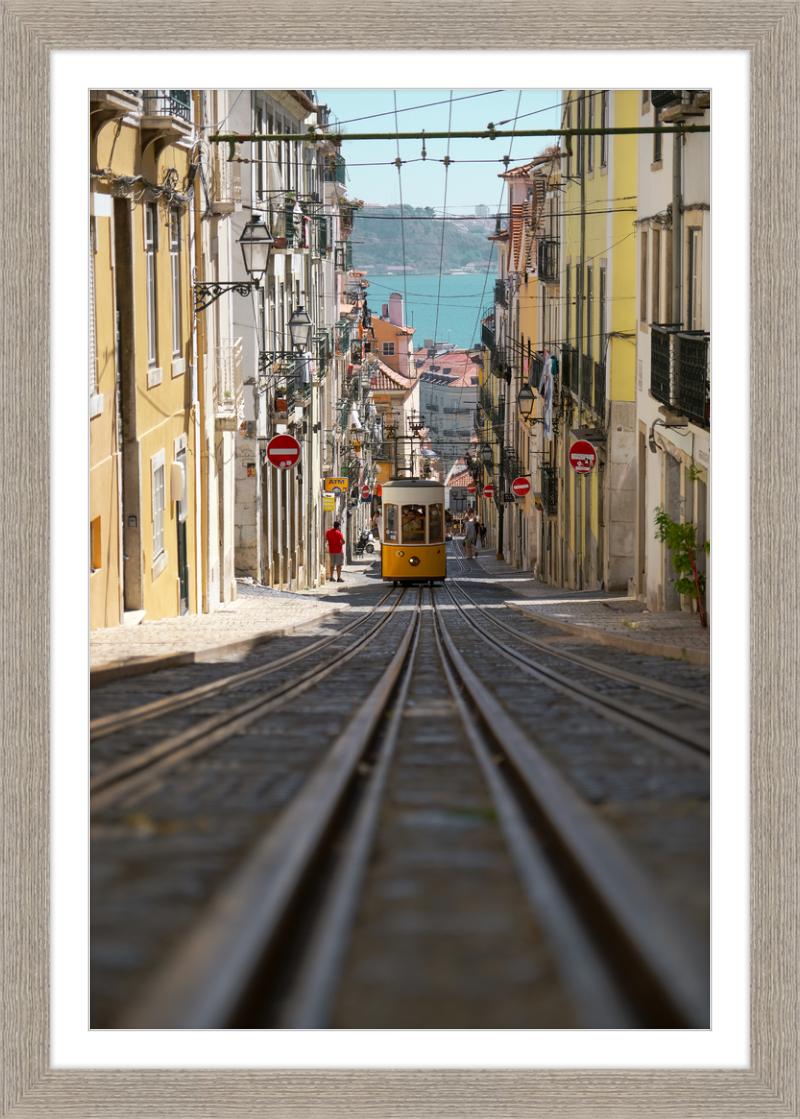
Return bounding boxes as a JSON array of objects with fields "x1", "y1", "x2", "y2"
[{"x1": 363, "y1": 272, "x2": 495, "y2": 352}]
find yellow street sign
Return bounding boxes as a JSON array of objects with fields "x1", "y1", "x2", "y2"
[
  {"x1": 323, "y1": 493, "x2": 336, "y2": 511},
  {"x1": 324, "y1": 476, "x2": 348, "y2": 493}
]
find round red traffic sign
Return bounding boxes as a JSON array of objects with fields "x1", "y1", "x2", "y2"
[
  {"x1": 569, "y1": 439, "x2": 597, "y2": 474},
  {"x1": 265, "y1": 433, "x2": 301, "y2": 469},
  {"x1": 511, "y1": 477, "x2": 531, "y2": 497},
  {"x1": 361, "y1": 485, "x2": 371, "y2": 500},
  {"x1": 483, "y1": 483, "x2": 495, "y2": 499},
  {"x1": 467, "y1": 483, "x2": 477, "y2": 494}
]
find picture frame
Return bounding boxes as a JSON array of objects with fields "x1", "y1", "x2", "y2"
[{"x1": 3, "y1": 4, "x2": 795, "y2": 1114}]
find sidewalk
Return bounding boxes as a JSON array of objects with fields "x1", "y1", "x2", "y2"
[
  {"x1": 90, "y1": 553, "x2": 382, "y2": 686},
  {"x1": 468, "y1": 549, "x2": 710, "y2": 666}
]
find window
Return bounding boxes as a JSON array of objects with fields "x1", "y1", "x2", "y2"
[
  {"x1": 687, "y1": 228, "x2": 702, "y2": 329},
  {"x1": 144, "y1": 203, "x2": 158, "y2": 366},
  {"x1": 384, "y1": 503, "x2": 398, "y2": 542},
  {"x1": 429, "y1": 503, "x2": 444, "y2": 544},
  {"x1": 382, "y1": 341, "x2": 396, "y2": 357},
  {"x1": 170, "y1": 208, "x2": 181, "y2": 356},
  {"x1": 640, "y1": 230, "x2": 649, "y2": 324},
  {"x1": 90, "y1": 517, "x2": 101, "y2": 572},
  {"x1": 152, "y1": 450, "x2": 166, "y2": 559},
  {"x1": 599, "y1": 266, "x2": 606, "y2": 355},
  {"x1": 586, "y1": 266, "x2": 593, "y2": 358},
  {"x1": 653, "y1": 126, "x2": 662, "y2": 165},
  {"x1": 401, "y1": 505, "x2": 426, "y2": 544},
  {"x1": 652, "y1": 228, "x2": 661, "y2": 322},
  {"x1": 587, "y1": 91, "x2": 594, "y2": 173},
  {"x1": 600, "y1": 91, "x2": 609, "y2": 167}
]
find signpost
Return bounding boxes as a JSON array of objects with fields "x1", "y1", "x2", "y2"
[
  {"x1": 511, "y1": 477, "x2": 531, "y2": 497},
  {"x1": 483, "y1": 483, "x2": 494, "y2": 499},
  {"x1": 361, "y1": 485, "x2": 372, "y2": 503},
  {"x1": 266, "y1": 434, "x2": 301, "y2": 469},
  {"x1": 568, "y1": 440, "x2": 598, "y2": 474}
]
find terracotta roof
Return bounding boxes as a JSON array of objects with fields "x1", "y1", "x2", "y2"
[
  {"x1": 367, "y1": 354, "x2": 415, "y2": 391},
  {"x1": 447, "y1": 469, "x2": 473, "y2": 487}
]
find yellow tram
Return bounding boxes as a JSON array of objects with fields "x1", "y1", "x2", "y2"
[{"x1": 379, "y1": 478, "x2": 448, "y2": 584}]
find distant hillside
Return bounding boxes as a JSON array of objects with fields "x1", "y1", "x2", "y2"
[{"x1": 351, "y1": 206, "x2": 495, "y2": 274}]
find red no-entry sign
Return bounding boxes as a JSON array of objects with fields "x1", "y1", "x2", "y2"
[
  {"x1": 569, "y1": 440, "x2": 598, "y2": 474},
  {"x1": 483, "y1": 483, "x2": 494, "y2": 499},
  {"x1": 511, "y1": 477, "x2": 531, "y2": 497},
  {"x1": 467, "y1": 483, "x2": 477, "y2": 494},
  {"x1": 361, "y1": 485, "x2": 371, "y2": 501},
  {"x1": 265, "y1": 434, "x2": 301, "y2": 469}
]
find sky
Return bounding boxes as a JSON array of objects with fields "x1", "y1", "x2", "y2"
[{"x1": 316, "y1": 89, "x2": 562, "y2": 216}]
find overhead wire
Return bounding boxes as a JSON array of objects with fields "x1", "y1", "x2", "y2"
[
  {"x1": 392, "y1": 91, "x2": 410, "y2": 377},
  {"x1": 431, "y1": 92, "x2": 454, "y2": 355}
]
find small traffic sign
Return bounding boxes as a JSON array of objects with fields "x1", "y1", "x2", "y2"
[
  {"x1": 467, "y1": 483, "x2": 477, "y2": 494},
  {"x1": 568, "y1": 440, "x2": 598, "y2": 474},
  {"x1": 361, "y1": 485, "x2": 372, "y2": 502},
  {"x1": 266, "y1": 434, "x2": 301, "y2": 469},
  {"x1": 483, "y1": 483, "x2": 494, "y2": 499},
  {"x1": 511, "y1": 477, "x2": 531, "y2": 497}
]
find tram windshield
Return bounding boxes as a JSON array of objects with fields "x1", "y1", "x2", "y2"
[
  {"x1": 401, "y1": 505, "x2": 426, "y2": 544},
  {"x1": 428, "y1": 503, "x2": 443, "y2": 544},
  {"x1": 384, "y1": 503, "x2": 398, "y2": 542}
]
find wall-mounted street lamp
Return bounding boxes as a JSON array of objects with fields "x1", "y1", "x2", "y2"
[
  {"x1": 194, "y1": 214, "x2": 273, "y2": 313},
  {"x1": 479, "y1": 442, "x2": 494, "y2": 466},
  {"x1": 288, "y1": 305, "x2": 313, "y2": 352},
  {"x1": 517, "y1": 384, "x2": 535, "y2": 419}
]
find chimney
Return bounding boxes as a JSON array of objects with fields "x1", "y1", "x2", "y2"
[{"x1": 388, "y1": 292, "x2": 403, "y2": 326}]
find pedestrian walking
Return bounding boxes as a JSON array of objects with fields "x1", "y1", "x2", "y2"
[
  {"x1": 474, "y1": 521, "x2": 482, "y2": 550},
  {"x1": 463, "y1": 516, "x2": 477, "y2": 560},
  {"x1": 326, "y1": 520, "x2": 346, "y2": 582},
  {"x1": 479, "y1": 522, "x2": 487, "y2": 549},
  {"x1": 371, "y1": 509, "x2": 382, "y2": 543}
]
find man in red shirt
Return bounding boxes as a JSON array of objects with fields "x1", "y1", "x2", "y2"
[{"x1": 325, "y1": 520, "x2": 346, "y2": 582}]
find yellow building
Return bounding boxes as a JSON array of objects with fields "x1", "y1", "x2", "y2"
[
  {"x1": 90, "y1": 90, "x2": 198, "y2": 627},
  {"x1": 559, "y1": 89, "x2": 638, "y2": 591}
]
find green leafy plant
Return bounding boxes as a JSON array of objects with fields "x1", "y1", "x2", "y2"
[{"x1": 654, "y1": 507, "x2": 710, "y2": 628}]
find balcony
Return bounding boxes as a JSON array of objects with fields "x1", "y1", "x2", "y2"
[
  {"x1": 214, "y1": 338, "x2": 244, "y2": 430},
  {"x1": 650, "y1": 324, "x2": 710, "y2": 428},
  {"x1": 139, "y1": 89, "x2": 193, "y2": 152},
  {"x1": 481, "y1": 321, "x2": 496, "y2": 353},
  {"x1": 141, "y1": 89, "x2": 191, "y2": 120},
  {"x1": 537, "y1": 238, "x2": 559, "y2": 284},
  {"x1": 561, "y1": 346, "x2": 578, "y2": 395},
  {"x1": 210, "y1": 147, "x2": 241, "y2": 214},
  {"x1": 324, "y1": 152, "x2": 346, "y2": 185},
  {"x1": 494, "y1": 279, "x2": 507, "y2": 308},
  {"x1": 541, "y1": 466, "x2": 558, "y2": 516}
]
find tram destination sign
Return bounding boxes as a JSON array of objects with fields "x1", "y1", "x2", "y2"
[
  {"x1": 266, "y1": 434, "x2": 301, "y2": 469},
  {"x1": 568, "y1": 440, "x2": 598, "y2": 474}
]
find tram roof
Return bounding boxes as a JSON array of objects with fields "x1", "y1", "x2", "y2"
[{"x1": 381, "y1": 477, "x2": 443, "y2": 490}]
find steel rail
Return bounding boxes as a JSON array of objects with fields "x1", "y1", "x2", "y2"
[
  {"x1": 442, "y1": 579, "x2": 709, "y2": 765},
  {"x1": 429, "y1": 596, "x2": 636, "y2": 1028},
  {"x1": 91, "y1": 586, "x2": 397, "y2": 740},
  {"x1": 452, "y1": 570, "x2": 709, "y2": 710},
  {"x1": 90, "y1": 589, "x2": 409, "y2": 813},
  {"x1": 115, "y1": 592, "x2": 423, "y2": 1029},
  {"x1": 431, "y1": 589, "x2": 709, "y2": 1029}
]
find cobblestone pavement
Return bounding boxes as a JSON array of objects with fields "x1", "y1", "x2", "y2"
[
  {"x1": 90, "y1": 554, "x2": 382, "y2": 680},
  {"x1": 463, "y1": 547, "x2": 710, "y2": 665}
]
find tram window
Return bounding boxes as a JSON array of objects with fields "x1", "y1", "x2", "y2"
[
  {"x1": 429, "y1": 502, "x2": 443, "y2": 543},
  {"x1": 401, "y1": 504, "x2": 426, "y2": 544},
  {"x1": 384, "y1": 503, "x2": 398, "y2": 542}
]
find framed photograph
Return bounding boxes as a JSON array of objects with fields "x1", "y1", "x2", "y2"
[{"x1": 4, "y1": 3, "x2": 795, "y2": 1115}]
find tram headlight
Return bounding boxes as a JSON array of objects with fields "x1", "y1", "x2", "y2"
[
  {"x1": 396, "y1": 550, "x2": 405, "y2": 557},
  {"x1": 408, "y1": 556, "x2": 420, "y2": 566}
]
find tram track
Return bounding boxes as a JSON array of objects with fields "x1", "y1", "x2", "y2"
[
  {"x1": 110, "y1": 585, "x2": 708, "y2": 1030},
  {"x1": 90, "y1": 586, "x2": 407, "y2": 813}
]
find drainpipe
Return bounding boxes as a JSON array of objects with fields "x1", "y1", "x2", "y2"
[
  {"x1": 672, "y1": 110, "x2": 682, "y2": 324},
  {"x1": 577, "y1": 95, "x2": 586, "y2": 590}
]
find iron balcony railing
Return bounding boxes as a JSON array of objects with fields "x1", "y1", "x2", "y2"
[
  {"x1": 593, "y1": 361, "x2": 606, "y2": 417},
  {"x1": 141, "y1": 89, "x2": 191, "y2": 121},
  {"x1": 675, "y1": 332, "x2": 710, "y2": 426},
  {"x1": 541, "y1": 466, "x2": 558, "y2": 516},
  {"x1": 650, "y1": 324, "x2": 710, "y2": 428},
  {"x1": 481, "y1": 321, "x2": 496, "y2": 353},
  {"x1": 561, "y1": 346, "x2": 578, "y2": 395},
  {"x1": 537, "y1": 238, "x2": 559, "y2": 284},
  {"x1": 494, "y1": 279, "x2": 507, "y2": 308},
  {"x1": 324, "y1": 152, "x2": 346, "y2": 185},
  {"x1": 214, "y1": 338, "x2": 244, "y2": 428},
  {"x1": 581, "y1": 354, "x2": 594, "y2": 403}
]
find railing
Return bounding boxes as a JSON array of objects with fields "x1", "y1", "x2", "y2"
[
  {"x1": 481, "y1": 321, "x2": 496, "y2": 353},
  {"x1": 530, "y1": 352, "x2": 544, "y2": 387},
  {"x1": 581, "y1": 354, "x2": 594, "y2": 403},
  {"x1": 494, "y1": 279, "x2": 507, "y2": 307},
  {"x1": 335, "y1": 242, "x2": 353, "y2": 272},
  {"x1": 313, "y1": 329, "x2": 332, "y2": 377},
  {"x1": 214, "y1": 338, "x2": 244, "y2": 427},
  {"x1": 141, "y1": 90, "x2": 191, "y2": 121},
  {"x1": 541, "y1": 466, "x2": 558, "y2": 516},
  {"x1": 675, "y1": 333, "x2": 710, "y2": 427},
  {"x1": 650, "y1": 324, "x2": 710, "y2": 428},
  {"x1": 324, "y1": 152, "x2": 346, "y2": 184},
  {"x1": 593, "y1": 361, "x2": 606, "y2": 417},
  {"x1": 537, "y1": 238, "x2": 559, "y2": 284},
  {"x1": 561, "y1": 345, "x2": 578, "y2": 395}
]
